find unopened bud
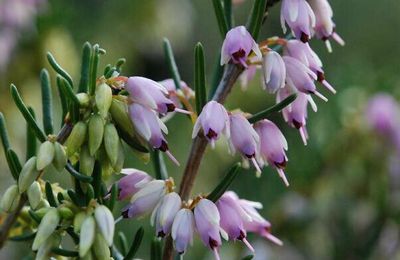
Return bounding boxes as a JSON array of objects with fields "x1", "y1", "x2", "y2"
[
  {"x1": 18, "y1": 157, "x2": 40, "y2": 193},
  {"x1": 36, "y1": 141, "x2": 55, "y2": 171},
  {"x1": 35, "y1": 207, "x2": 51, "y2": 219},
  {"x1": 73, "y1": 212, "x2": 87, "y2": 233},
  {"x1": 88, "y1": 114, "x2": 105, "y2": 156},
  {"x1": 65, "y1": 121, "x2": 87, "y2": 157},
  {"x1": 79, "y1": 215, "x2": 96, "y2": 257},
  {"x1": 96, "y1": 82, "x2": 113, "y2": 118},
  {"x1": 109, "y1": 99, "x2": 134, "y2": 134},
  {"x1": 36, "y1": 199, "x2": 50, "y2": 210},
  {"x1": 104, "y1": 123, "x2": 119, "y2": 166},
  {"x1": 27, "y1": 181, "x2": 42, "y2": 210},
  {"x1": 80, "y1": 146, "x2": 95, "y2": 176},
  {"x1": 0, "y1": 184, "x2": 20, "y2": 212},
  {"x1": 92, "y1": 233, "x2": 111, "y2": 260},
  {"x1": 113, "y1": 143, "x2": 125, "y2": 174},
  {"x1": 77, "y1": 93, "x2": 90, "y2": 107},
  {"x1": 32, "y1": 207, "x2": 60, "y2": 250},
  {"x1": 58, "y1": 206, "x2": 74, "y2": 220},
  {"x1": 94, "y1": 205, "x2": 115, "y2": 246},
  {"x1": 53, "y1": 142, "x2": 67, "y2": 172},
  {"x1": 35, "y1": 233, "x2": 61, "y2": 260}
]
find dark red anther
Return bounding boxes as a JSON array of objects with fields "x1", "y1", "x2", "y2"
[
  {"x1": 158, "y1": 140, "x2": 169, "y2": 152},
  {"x1": 122, "y1": 209, "x2": 129, "y2": 219},
  {"x1": 232, "y1": 49, "x2": 246, "y2": 61},
  {"x1": 209, "y1": 238, "x2": 219, "y2": 249},
  {"x1": 245, "y1": 153, "x2": 255, "y2": 159},
  {"x1": 157, "y1": 230, "x2": 166, "y2": 238},
  {"x1": 166, "y1": 103, "x2": 176, "y2": 112},
  {"x1": 237, "y1": 230, "x2": 246, "y2": 240},
  {"x1": 300, "y1": 32, "x2": 309, "y2": 43},
  {"x1": 292, "y1": 119, "x2": 303, "y2": 129},
  {"x1": 274, "y1": 158, "x2": 287, "y2": 169},
  {"x1": 206, "y1": 129, "x2": 218, "y2": 139},
  {"x1": 317, "y1": 71, "x2": 325, "y2": 82}
]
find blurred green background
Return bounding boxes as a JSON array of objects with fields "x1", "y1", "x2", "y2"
[{"x1": 1, "y1": 0, "x2": 400, "y2": 259}]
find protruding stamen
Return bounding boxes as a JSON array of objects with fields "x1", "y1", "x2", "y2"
[
  {"x1": 242, "y1": 238, "x2": 255, "y2": 252},
  {"x1": 322, "y1": 80, "x2": 336, "y2": 94},
  {"x1": 325, "y1": 40, "x2": 333, "y2": 53},
  {"x1": 210, "y1": 139, "x2": 216, "y2": 149},
  {"x1": 277, "y1": 168, "x2": 290, "y2": 187},
  {"x1": 265, "y1": 233, "x2": 283, "y2": 246},
  {"x1": 165, "y1": 150, "x2": 180, "y2": 166},
  {"x1": 212, "y1": 248, "x2": 221, "y2": 260},
  {"x1": 115, "y1": 215, "x2": 123, "y2": 224},
  {"x1": 174, "y1": 108, "x2": 193, "y2": 114},
  {"x1": 314, "y1": 91, "x2": 328, "y2": 102},
  {"x1": 299, "y1": 127, "x2": 308, "y2": 146},
  {"x1": 251, "y1": 157, "x2": 262, "y2": 175},
  {"x1": 332, "y1": 32, "x2": 345, "y2": 46}
]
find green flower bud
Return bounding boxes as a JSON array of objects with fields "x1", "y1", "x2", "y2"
[
  {"x1": 113, "y1": 143, "x2": 125, "y2": 174},
  {"x1": 58, "y1": 206, "x2": 74, "y2": 220},
  {"x1": 36, "y1": 141, "x2": 55, "y2": 171},
  {"x1": 35, "y1": 207, "x2": 51, "y2": 219},
  {"x1": 95, "y1": 82, "x2": 112, "y2": 118},
  {"x1": 88, "y1": 114, "x2": 104, "y2": 156},
  {"x1": 109, "y1": 99, "x2": 134, "y2": 134},
  {"x1": 93, "y1": 233, "x2": 111, "y2": 260},
  {"x1": 109, "y1": 99, "x2": 148, "y2": 153},
  {"x1": 65, "y1": 121, "x2": 87, "y2": 157},
  {"x1": 77, "y1": 93, "x2": 90, "y2": 107},
  {"x1": 18, "y1": 157, "x2": 40, "y2": 193},
  {"x1": 80, "y1": 146, "x2": 95, "y2": 176},
  {"x1": 36, "y1": 199, "x2": 50, "y2": 210},
  {"x1": 73, "y1": 212, "x2": 87, "y2": 233},
  {"x1": 94, "y1": 205, "x2": 115, "y2": 246},
  {"x1": 104, "y1": 123, "x2": 119, "y2": 166},
  {"x1": 79, "y1": 215, "x2": 96, "y2": 257},
  {"x1": 0, "y1": 184, "x2": 20, "y2": 212},
  {"x1": 27, "y1": 181, "x2": 42, "y2": 210},
  {"x1": 53, "y1": 142, "x2": 67, "y2": 172},
  {"x1": 35, "y1": 233, "x2": 61, "y2": 260},
  {"x1": 81, "y1": 251, "x2": 94, "y2": 260},
  {"x1": 32, "y1": 207, "x2": 60, "y2": 250}
]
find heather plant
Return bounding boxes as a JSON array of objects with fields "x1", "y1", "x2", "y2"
[{"x1": 0, "y1": 0, "x2": 344, "y2": 259}]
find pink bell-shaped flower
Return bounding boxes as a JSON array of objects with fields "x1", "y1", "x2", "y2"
[
  {"x1": 171, "y1": 208, "x2": 195, "y2": 255},
  {"x1": 284, "y1": 40, "x2": 336, "y2": 94},
  {"x1": 283, "y1": 56, "x2": 328, "y2": 101},
  {"x1": 254, "y1": 119, "x2": 290, "y2": 186},
  {"x1": 151, "y1": 192, "x2": 182, "y2": 237},
  {"x1": 308, "y1": 0, "x2": 345, "y2": 52},
  {"x1": 281, "y1": 0, "x2": 316, "y2": 43},
  {"x1": 128, "y1": 103, "x2": 179, "y2": 165},
  {"x1": 194, "y1": 199, "x2": 227, "y2": 260},
  {"x1": 229, "y1": 113, "x2": 261, "y2": 174},
  {"x1": 262, "y1": 50, "x2": 286, "y2": 94},
  {"x1": 278, "y1": 87, "x2": 317, "y2": 145},
  {"x1": 118, "y1": 168, "x2": 152, "y2": 200},
  {"x1": 192, "y1": 101, "x2": 230, "y2": 148},
  {"x1": 221, "y1": 26, "x2": 262, "y2": 68},
  {"x1": 216, "y1": 192, "x2": 254, "y2": 251},
  {"x1": 121, "y1": 180, "x2": 167, "y2": 219},
  {"x1": 126, "y1": 76, "x2": 189, "y2": 115}
]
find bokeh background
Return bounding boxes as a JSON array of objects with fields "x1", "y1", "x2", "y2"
[{"x1": 1, "y1": 0, "x2": 400, "y2": 259}]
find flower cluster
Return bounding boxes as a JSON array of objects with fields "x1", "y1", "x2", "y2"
[
  {"x1": 125, "y1": 76, "x2": 192, "y2": 165},
  {"x1": 281, "y1": 0, "x2": 344, "y2": 51},
  {"x1": 193, "y1": 102, "x2": 289, "y2": 185},
  {"x1": 118, "y1": 169, "x2": 280, "y2": 258}
]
